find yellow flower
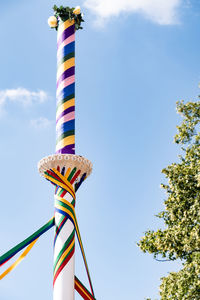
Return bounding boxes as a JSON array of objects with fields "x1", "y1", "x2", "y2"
[
  {"x1": 48, "y1": 16, "x2": 58, "y2": 28},
  {"x1": 73, "y1": 6, "x2": 81, "y2": 15}
]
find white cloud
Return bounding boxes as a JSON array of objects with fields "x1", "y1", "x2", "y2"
[
  {"x1": 0, "y1": 87, "x2": 48, "y2": 109},
  {"x1": 84, "y1": 0, "x2": 181, "y2": 26},
  {"x1": 30, "y1": 117, "x2": 53, "y2": 129}
]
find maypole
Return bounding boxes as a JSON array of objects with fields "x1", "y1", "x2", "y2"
[
  {"x1": 38, "y1": 6, "x2": 94, "y2": 300},
  {"x1": 0, "y1": 5, "x2": 95, "y2": 300}
]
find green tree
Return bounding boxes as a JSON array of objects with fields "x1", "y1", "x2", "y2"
[{"x1": 138, "y1": 100, "x2": 200, "y2": 299}]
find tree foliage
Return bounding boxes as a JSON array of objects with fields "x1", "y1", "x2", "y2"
[
  {"x1": 53, "y1": 5, "x2": 84, "y2": 30},
  {"x1": 138, "y1": 100, "x2": 200, "y2": 299}
]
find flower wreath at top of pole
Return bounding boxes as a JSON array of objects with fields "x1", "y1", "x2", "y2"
[{"x1": 48, "y1": 5, "x2": 84, "y2": 31}]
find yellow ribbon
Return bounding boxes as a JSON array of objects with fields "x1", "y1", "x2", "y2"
[{"x1": 0, "y1": 239, "x2": 38, "y2": 280}]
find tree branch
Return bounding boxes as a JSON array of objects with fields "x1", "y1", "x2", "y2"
[{"x1": 155, "y1": 258, "x2": 171, "y2": 262}]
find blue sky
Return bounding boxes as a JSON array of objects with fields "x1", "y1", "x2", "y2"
[{"x1": 0, "y1": 0, "x2": 200, "y2": 299}]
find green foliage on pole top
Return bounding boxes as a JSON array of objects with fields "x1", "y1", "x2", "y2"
[
  {"x1": 138, "y1": 99, "x2": 200, "y2": 299},
  {"x1": 53, "y1": 5, "x2": 84, "y2": 30}
]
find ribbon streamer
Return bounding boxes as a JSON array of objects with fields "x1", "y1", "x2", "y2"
[
  {"x1": 0, "y1": 218, "x2": 54, "y2": 267},
  {"x1": 0, "y1": 168, "x2": 95, "y2": 299},
  {"x1": 0, "y1": 239, "x2": 38, "y2": 280},
  {"x1": 47, "y1": 167, "x2": 95, "y2": 297},
  {"x1": 75, "y1": 276, "x2": 96, "y2": 300}
]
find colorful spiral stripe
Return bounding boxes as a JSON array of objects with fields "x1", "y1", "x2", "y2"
[{"x1": 56, "y1": 18, "x2": 75, "y2": 154}]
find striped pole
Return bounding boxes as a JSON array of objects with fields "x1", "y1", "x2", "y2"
[
  {"x1": 0, "y1": 7, "x2": 95, "y2": 300},
  {"x1": 54, "y1": 17, "x2": 76, "y2": 300},
  {"x1": 56, "y1": 18, "x2": 75, "y2": 154},
  {"x1": 53, "y1": 167, "x2": 77, "y2": 300},
  {"x1": 43, "y1": 7, "x2": 95, "y2": 300}
]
